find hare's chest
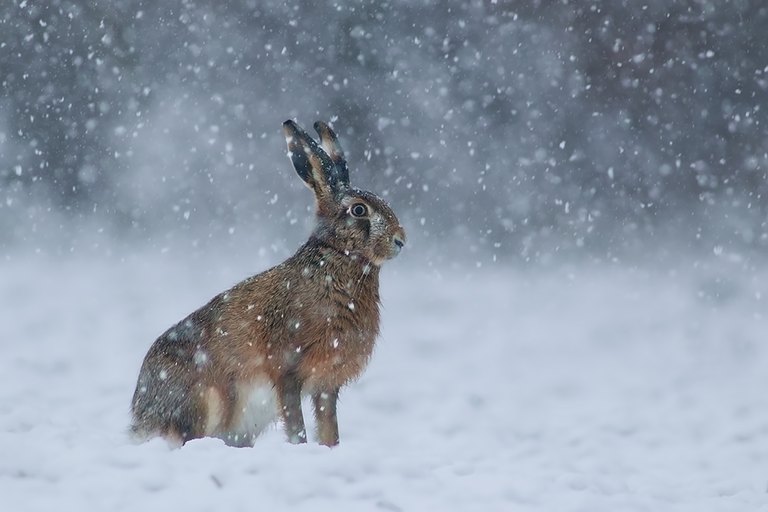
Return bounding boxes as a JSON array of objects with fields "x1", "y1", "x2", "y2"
[
  {"x1": 298, "y1": 303, "x2": 380, "y2": 388},
  {"x1": 299, "y1": 337, "x2": 375, "y2": 390}
]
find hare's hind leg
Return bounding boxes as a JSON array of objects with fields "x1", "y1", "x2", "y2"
[
  {"x1": 313, "y1": 388, "x2": 340, "y2": 447},
  {"x1": 131, "y1": 355, "x2": 222, "y2": 445}
]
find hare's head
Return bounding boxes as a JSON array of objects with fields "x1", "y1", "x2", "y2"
[{"x1": 283, "y1": 120, "x2": 406, "y2": 266}]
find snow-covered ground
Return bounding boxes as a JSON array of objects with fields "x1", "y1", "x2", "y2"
[{"x1": 1, "y1": 249, "x2": 767, "y2": 511}]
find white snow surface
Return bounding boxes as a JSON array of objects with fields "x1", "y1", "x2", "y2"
[{"x1": 1, "y1": 251, "x2": 767, "y2": 511}]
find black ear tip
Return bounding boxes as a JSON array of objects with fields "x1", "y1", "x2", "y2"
[
  {"x1": 314, "y1": 120, "x2": 337, "y2": 139},
  {"x1": 313, "y1": 121, "x2": 328, "y2": 137},
  {"x1": 283, "y1": 120, "x2": 301, "y2": 138}
]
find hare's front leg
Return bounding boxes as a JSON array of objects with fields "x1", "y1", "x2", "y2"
[
  {"x1": 313, "y1": 389, "x2": 340, "y2": 447},
  {"x1": 276, "y1": 373, "x2": 307, "y2": 444}
]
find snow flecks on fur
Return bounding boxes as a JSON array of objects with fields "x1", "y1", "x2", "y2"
[{"x1": 193, "y1": 349, "x2": 209, "y2": 367}]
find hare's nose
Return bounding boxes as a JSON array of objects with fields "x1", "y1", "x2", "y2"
[
  {"x1": 392, "y1": 227, "x2": 406, "y2": 252},
  {"x1": 393, "y1": 226, "x2": 406, "y2": 246}
]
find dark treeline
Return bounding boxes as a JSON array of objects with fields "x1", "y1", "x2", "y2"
[{"x1": 1, "y1": 0, "x2": 767, "y2": 260}]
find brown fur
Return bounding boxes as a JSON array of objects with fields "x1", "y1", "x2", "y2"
[{"x1": 130, "y1": 120, "x2": 405, "y2": 447}]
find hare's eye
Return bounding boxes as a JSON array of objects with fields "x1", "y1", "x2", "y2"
[{"x1": 350, "y1": 203, "x2": 368, "y2": 218}]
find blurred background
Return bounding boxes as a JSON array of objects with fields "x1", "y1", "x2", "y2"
[
  {"x1": 1, "y1": 0, "x2": 766, "y2": 265},
  {"x1": 3, "y1": 3, "x2": 768, "y2": 507}
]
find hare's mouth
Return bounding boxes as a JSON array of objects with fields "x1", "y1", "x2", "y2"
[
  {"x1": 369, "y1": 247, "x2": 400, "y2": 267},
  {"x1": 379, "y1": 234, "x2": 405, "y2": 263}
]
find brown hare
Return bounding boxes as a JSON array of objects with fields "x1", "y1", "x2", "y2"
[{"x1": 130, "y1": 120, "x2": 406, "y2": 447}]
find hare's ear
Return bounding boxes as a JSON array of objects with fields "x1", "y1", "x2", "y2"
[
  {"x1": 282, "y1": 120, "x2": 341, "y2": 205},
  {"x1": 314, "y1": 121, "x2": 350, "y2": 188}
]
